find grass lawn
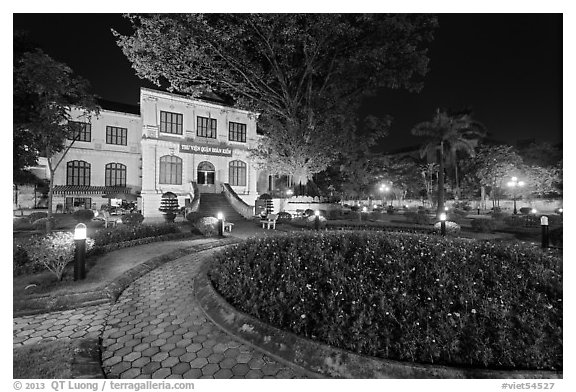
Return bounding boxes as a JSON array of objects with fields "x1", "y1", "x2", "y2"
[{"x1": 13, "y1": 340, "x2": 78, "y2": 378}]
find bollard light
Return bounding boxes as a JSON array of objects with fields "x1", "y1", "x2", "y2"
[
  {"x1": 74, "y1": 223, "x2": 87, "y2": 240},
  {"x1": 541, "y1": 215, "x2": 549, "y2": 249},
  {"x1": 439, "y1": 213, "x2": 447, "y2": 236},
  {"x1": 531, "y1": 208, "x2": 537, "y2": 214},
  {"x1": 444, "y1": 206, "x2": 449, "y2": 211},
  {"x1": 74, "y1": 223, "x2": 87, "y2": 280},
  {"x1": 314, "y1": 210, "x2": 320, "y2": 230},
  {"x1": 362, "y1": 206, "x2": 367, "y2": 213},
  {"x1": 217, "y1": 212, "x2": 224, "y2": 237},
  {"x1": 558, "y1": 208, "x2": 563, "y2": 214}
]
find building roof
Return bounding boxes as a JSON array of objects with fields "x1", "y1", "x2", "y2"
[{"x1": 97, "y1": 99, "x2": 140, "y2": 115}]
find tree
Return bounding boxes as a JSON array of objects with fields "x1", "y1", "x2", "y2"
[
  {"x1": 411, "y1": 109, "x2": 486, "y2": 216},
  {"x1": 379, "y1": 156, "x2": 423, "y2": 206},
  {"x1": 14, "y1": 44, "x2": 99, "y2": 231},
  {"x1": 473, "y1": 144, "x2": 523, "y2": 208},
  {"x1": 115, "y1": 14, "x2": 437, "y2": 186}
]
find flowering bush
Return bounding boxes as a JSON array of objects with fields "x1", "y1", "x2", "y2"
[
  {"x1": 24, "y1": 232, "x2": 95, "y2": 280},
  {"x1": 405, "y1": 211, "x2": 430, "y2": 225},
  {"x1": 194, "y1": 217, "x2": 219, "y2": 236},
  {"x1": 210, "y1": 231, "x2": 562, "y2": 370},
  {"x1": 305, "y1": 214, "x2": 327, "y2": 229},
  {"x1": 433, "y1": 220, "x2": 461, "y2": 235},
  {"x1": 91, "y1": 223, "x2": 179, "y2": 246},
  {"x1": 549, "y1": 228, "x2": 562, "y2": 248}
]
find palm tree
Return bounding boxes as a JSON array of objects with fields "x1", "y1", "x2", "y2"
[{"x1": 411, "y1": 109, "x2": 486, "y2": 217}]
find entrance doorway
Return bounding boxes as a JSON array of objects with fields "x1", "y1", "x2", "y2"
[{"x1": 197, "y1": 161, "x2": 216, "y2": 193}]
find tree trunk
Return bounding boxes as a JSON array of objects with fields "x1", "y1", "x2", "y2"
[
  {"x1": 454, "y1": 163, "x2": 460, "y2": 198},
  {"x1": 437, "y1": 142, "x2": 445, "y2": 218}
]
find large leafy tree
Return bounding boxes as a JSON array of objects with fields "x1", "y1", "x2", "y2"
[
  {"x1": 115, "y1": 14, "x2": 437, "y2": 186},
  {"x1": 14, "y1": 39, "x2": 99, "y2": 230},
  {"x1": 473, "y1": 144, "x2": 524, "y2": 208},
  {"x1": 411, "y1": 109, "x2": 486, "y2": 216}
]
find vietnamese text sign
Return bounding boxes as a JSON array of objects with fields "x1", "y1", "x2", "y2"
[{"x1": 180, "y1": 143, "x2": 233, "y2": 157}]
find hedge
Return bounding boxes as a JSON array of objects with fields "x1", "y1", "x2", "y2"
[{"x1": 210, "y1": 231, "x2": 562, "y2": 370}]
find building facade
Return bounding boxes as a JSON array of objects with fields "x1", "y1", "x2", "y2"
[
  {"x1": 18, "y1": 88, "x2": 266, "y2": 218},
  {"x1": 139, "y1": 88, "x2": 261, "y2": 217}
]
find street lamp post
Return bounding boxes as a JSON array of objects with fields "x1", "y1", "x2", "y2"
[
  {"x1": 507, "y1": 177, "x2": 525, "y2": 215},
  {"x1": 314, "y1": 210, "x2": 321, "y2": 231},
  {"x1": 379, "y1": 185, "x2": 390, "y2": 207}
]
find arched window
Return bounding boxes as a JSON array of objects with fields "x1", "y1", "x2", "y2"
[
  {"x1": 105, "y1": 163, "x2": 127, "y2": 187},
  {"x1": 229, "y1": 160, "x2": 247, "y2": 186},
  {"x1": 66, "y1": 160, "x2": 91, "y2": 186},
  {"x1": 159, "y1": 155, "x2": 182, "y2": 185}
]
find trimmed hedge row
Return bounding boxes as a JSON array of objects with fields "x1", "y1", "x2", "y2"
[
  {"x1": 91, "y1": 223, "x2": 180, "y2": 247},
  {"x1": 210, "y1": 231, "x2": 562, "y2": 370}
]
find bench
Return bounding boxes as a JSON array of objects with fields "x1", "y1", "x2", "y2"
[
  {"x1": 223, "y1": 222, "x2": 234, "y2": 232},
  {"x1": 261, "y1": 213, "x2": 278, "y2": 229}
]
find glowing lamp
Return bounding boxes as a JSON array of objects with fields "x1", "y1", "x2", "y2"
[
  {"x1": 314, "y1": 210, "x2": 320, "y2": 217},
  {"x1": 217, "y1": 212, "x2": 224, "y2": 220},
  {"x1": 439, "y1": 213, "x2": 447, "y2": 221},
  {"x1": 74, "y1": 223, "x2": 87, "y2": 240},
  {"x1": 531, "y1": 208, "x2": 537, "y2": 214},
  {"x1": 362, "y1": 206, "x2": 368, "y2": 213}
]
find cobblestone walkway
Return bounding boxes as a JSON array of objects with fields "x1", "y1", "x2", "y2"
[
  {"x1": 101, "y1": 248, "x2": 307, "y2": 379},
  {"x1": 13, "y1": 305, "x2": 110, "y2": 347}
]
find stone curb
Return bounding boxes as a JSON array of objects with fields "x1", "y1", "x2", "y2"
[
  {"x1": 71, "y1": 338, "x2": 106, "y2": 379},
  {"x1": 195, "y1": 258, "x2": 562, "y2": 379}
]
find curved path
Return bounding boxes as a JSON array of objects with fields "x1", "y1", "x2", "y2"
[{"x1": 101, "y1": 247, "x2": 308, "y2": 379}]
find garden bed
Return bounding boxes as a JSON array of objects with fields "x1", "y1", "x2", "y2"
[{"x1": 209, "y1": 231, "x2": 562, "y2": 371}]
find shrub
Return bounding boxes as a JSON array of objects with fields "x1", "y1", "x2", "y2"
[
  {"x1": 386, "y1": 205, "x2": 395, "y2": 215},
  {"x1": 304, "y1": 209, "x2": 314, "y2": 217},
  {"x1": 91, "y1": 223, "x2": 180, "y2": 247},
  {"x1": 491, "y1": 211, "x2": 505, "y2": 221},
  {"x1": 503, "y1": 215, "x2": 525, "y2": 228},
  {"x1": 549, "y1": 227, "x2": 562, "y2": 247},
  {"x1": 25, "y1": 232, "x2": 94, "y2": 280},
  {"x1": 72, "y1": 209, "x2": 94, "y2": 223},
  {"x1": 433, "y1": 220, "x2": 461, "y2": 235},
  {"x1": 194, "y1": 217, "x2": 219, "y2": 236},
  {"x1": 185, "y1": 212, "x2": 202, "y2": 224},
  {"x1": 32, "y1": 217, "x2": 55, "y2": 232},
  {"x1": 326, "y1": 209, "x2": 342, "y2": 220},
  {"x1": 350, "y1": 206, "x2": 359, "y2": 212},
  {"x1": 277, "y1": 211, "x2": 292, "y2": 223},
  {"x1": 120, "y1": 212, "x2": 144, "y2": 226},
  {"x1": 27, "y1": 212, "x2": 47, "y2": 223},
  {"x1": 210, "y1": 231, "x2": 562, "y2": 370},
  {"x1": 405, "y1": 211, "x2": 430, "y2": 225},
  {"x1": 13, "y1": 243, "x2": 42, "y2": 276},
  {"x1": 471, "y1": 218, "x2": 497, "y2": 233},
  {"x1": 519, "y1": 207, "x2": 532, "y2": 215},
  {"x1": 453, "y1": 201, "x2": 472, "y2": 211},
  {"x1": 13, "y1": 217, "x2": 33, "y2": 231},
  {"x1": 546, "y1": 214, "x2": 562, "y2": 226},
  {"x1": 306, "y1": 215, "x2": 327, "y2": 229}
]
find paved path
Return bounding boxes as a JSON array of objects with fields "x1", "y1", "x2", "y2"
[
  {"x1": 13, "y1": 305, "x2": 110, "y2": 347},
  {"x1": 101, "y1": 248, "x2": 307, "y2": 379}
]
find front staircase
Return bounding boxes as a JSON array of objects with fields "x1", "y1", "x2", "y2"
[{"x1": 196, "y1": 193, "x2": 245, "y2": 222}]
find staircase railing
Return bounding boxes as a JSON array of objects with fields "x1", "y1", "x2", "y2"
[
  {"x1": 221, "y1": 183, "x2": 255, "y2": 219},
  {"x1": 188, "y1": 181, "x2": 201, "y2": 212}
]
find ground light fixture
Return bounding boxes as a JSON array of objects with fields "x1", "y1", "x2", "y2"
[
  {"x1": 286, "y1": 189, "x2": 293, "y2": 197},
  {"x1": 74, "y1": 223, "x2": 87, "y2": 280},
  {"x1": 531, "y1": 208, "x2": 537, "y2": 214},
  {"x1": 541, "y1": 216, "x2": 549, "y2": 248},
  {"x1": 439, "y1": 212, "x2": 447, "y2": 236},
  {"x1": 217, "y1": 212, "x2": 224, "y2": 237}
]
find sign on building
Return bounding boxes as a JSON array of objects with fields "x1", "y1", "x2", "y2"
[{"x1": 179, "y1": 142, "x2": 233, "y2": 157}]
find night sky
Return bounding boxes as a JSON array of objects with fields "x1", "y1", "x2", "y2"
[{"x1": 13, "y1": 13, "x2": 563, "y2": 152}]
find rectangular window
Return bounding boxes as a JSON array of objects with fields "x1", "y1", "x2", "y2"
[
  {"x1": 197, "y1": 116, "x2": 217, "y2": 138},
  {"x1": 68, "y1": 121, "x2": 91, "y2": 142},
  {"x1": 229, "y1": 122, "x2": 247, "y2": 143},
  {"x1": 106, "y1": 126, "x2": 128, "y2": 145},
  {"x1": 160, "y1": 111, "x2": 183, "y2": 135}
]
